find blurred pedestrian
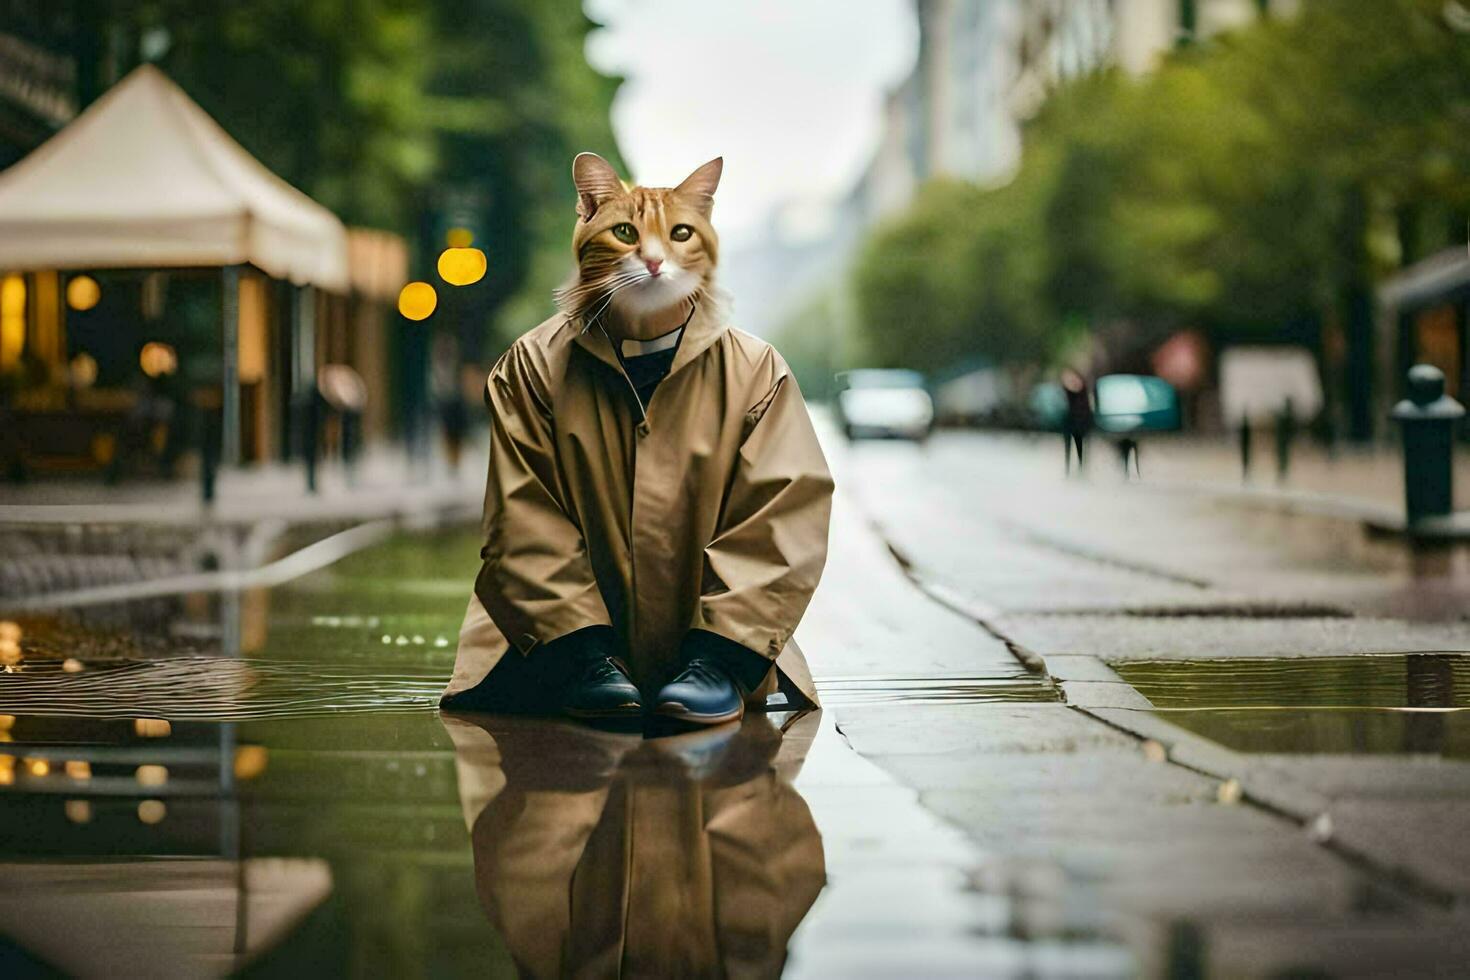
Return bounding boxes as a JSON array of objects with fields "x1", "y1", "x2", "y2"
[
  {"x1": 1274, "y1": 396, "x2": 1296, "y2": 484},
  {"x1": 432, "y1": 332, "x2": 469, "y2": 474},
  {"x1": 1061, "y1": 368, "x2": 1092, "y2": 475}
]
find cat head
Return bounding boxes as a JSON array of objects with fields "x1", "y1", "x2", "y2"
[{"x1": 554, "y1": 152, "x2": 722, "y2": 323}]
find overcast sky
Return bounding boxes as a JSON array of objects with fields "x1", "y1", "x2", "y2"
[{"x1": 584, "y1": 0, "x2": 917, "y2": 246}]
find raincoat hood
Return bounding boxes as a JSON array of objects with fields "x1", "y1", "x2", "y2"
[{"x1": 443, "y1": 301, "x2": 834, "y2": 709}]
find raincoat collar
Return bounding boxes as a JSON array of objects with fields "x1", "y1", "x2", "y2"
[{"x1": 571, "y1": 294, "x2": 728, "y2": 380}]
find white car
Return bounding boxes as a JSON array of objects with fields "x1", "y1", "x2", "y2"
[{"x1": 836, "y1": 369, "x2": 934, "y2": 440}]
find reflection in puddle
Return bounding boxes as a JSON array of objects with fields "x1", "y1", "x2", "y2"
[
  {"x1": 0, "y1": 707, "x2": 830, "y2": 976},
  {"x1": 814, "y1": 673, "x2": 1059, "y2": 706},
  {"x1": 1116, "y1": 654, "x2": 1470, "y2": 756},
  {"x1": 1117, "y1": 653, "x2": 1469, "y2": 709},
  {"x1": 0, "y1": 655, "x2": 444, "y2": 720},
  {"x1": 445, "y1": 712, "x2": 825, "y2": 978}
]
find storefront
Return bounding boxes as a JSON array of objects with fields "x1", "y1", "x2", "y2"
[{"x1": 0, "y1": 64, "x2": 406, "y2": 480}]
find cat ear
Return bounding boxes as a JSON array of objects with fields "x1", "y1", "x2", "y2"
[
  {"x1": 573, "y1": 152, "x2": 624, "y2": 221},
  {"x1": 675, "y1": 157, "x2": 722, "y2": 215}
]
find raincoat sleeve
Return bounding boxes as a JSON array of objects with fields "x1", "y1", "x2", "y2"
[
  {"x1": 475, "y1": 344, "x2": 612, "y2": 656},
  {"x1": 692, "y1": 368, "x2": 834, "y2": 661}
]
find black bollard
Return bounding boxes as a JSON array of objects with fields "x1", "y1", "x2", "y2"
[
  {"x1": 1391, "y1": 365, "x2": 1464, "y2": 528},
  {"x1": 1238, "y1": 415, "x2": 1253, "y2": 484}
]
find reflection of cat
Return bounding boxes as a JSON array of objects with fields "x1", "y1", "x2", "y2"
[{"x1": 442, "y1": 712, "x2": 826, "y2": 979}]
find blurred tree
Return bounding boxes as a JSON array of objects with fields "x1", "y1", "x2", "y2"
[
  {"x1": 852, "y1": 176, "x2": 1052, "y2": 374},
  {"x1": 851, "y1": 0, "x2": 1470, "y2": 437}
]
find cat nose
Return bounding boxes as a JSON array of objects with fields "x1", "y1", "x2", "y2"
[{"x1": 644, "y1": 258, "x2": 662, "y2": 276}]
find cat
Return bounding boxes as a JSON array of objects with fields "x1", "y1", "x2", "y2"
[{"x1": 554, "y1": 153, "x2": 724, "y2": 341}]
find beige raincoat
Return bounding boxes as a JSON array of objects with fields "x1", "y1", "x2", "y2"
[{"x1": 442, "y1": 301, "x2": 833, "y2": 709}]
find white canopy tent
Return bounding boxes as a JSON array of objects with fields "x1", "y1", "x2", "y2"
[
  {"x1": 0, "y1": 63, "x2": 353, "y2": 467},
  {"x1": 0, "y1": 63, "x2": 349, "y2": 290}
]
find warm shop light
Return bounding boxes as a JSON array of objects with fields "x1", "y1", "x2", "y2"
[
  {"x1": 134, "y1": 718, "x2": 172, "y2": 738},
  {"x1": 69, "y1": 353, "x2": 98, "y2": 388},
  {"x1": 135, "y1": 764, "x2": 168, "y2": 787},
  {"x1": 446, "y1": 227, "x2": 474, "y2": 248},
  {"x1": 397, "y1": 281, "x2": 437, "y2": 321},
  {"x1": 66, "y1": 275, "x2": 101, "y2": 311},
  {"x1": 437, "y1": 247, "x2": 487, "y2": 287},
  {"x1": 139, "y1": 341, "x2": 177, "y2": 378},
  {"x1": 234, "y1": 745, "x2": 269, "y2": 780},
  {"x1": 0, "y1": 275, "x2": 23, "y2": 371}
]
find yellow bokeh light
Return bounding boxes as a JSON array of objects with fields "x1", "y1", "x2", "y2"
[
  {"x1": 138, "y1": 799, "x2": 167, "y2": 824},
  {"x1": 134, "y1": 718, "x2": 172, "y2": 738},
  {"x1": 0, "y1": 714, "x2": 14, "y2": 731},
  {"x1": 62, "y1": 658, "x2": 84, "y2": 673},
  {"x1": 0, "y1": 621, "x2": 20, "y2": 643},
  {"x1": 65, "y1": 800, "x2": 93, "y2": 824},
  {"x1": 135, "y1": 764, "x2": 168, "y2": 787},
  {"x1": 64, "y1": 760, "x2": 91, "y2": 780},
  {"x1": 234, "y1": 744, "x2": 269, "y2": 780},
  {"x1": 25, "y1": 758, "x2": 49, "y2": 777},
  {"x1": 0, "y1": 640, "x2": 21, "y2": 666},
  {"x1": 139, "y1": 341, "x2": 178, "y2": 378},
  {"x1": 437, "y1": 247, "x2": 487, "y2": 287},
  {"x1": 66, "y1": 275, "x2": 101, "y2": 311},
  {"x1": 446, "y1": 226, "x2": 474, "y2": 248},
  {"x1": 397, "y1": 281, "x2": 437, "y2": 321},
  {"x1": 69, "y1": 353, "x2": 98, "y2": 389}
]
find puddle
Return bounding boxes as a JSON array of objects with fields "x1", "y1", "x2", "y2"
[
  {"x1": 1116, "y1": 654, "x2": 1470, "y2": 710},
  {"x1": 1115, "y1": 654, "x2": 1470, "y2": 756},
  {"x1": 814, "y1": 672, "x2": 1059, "y2": 706},
  {"x1": 0, "y1": 525, "x2": 1106, "y2": 976}
]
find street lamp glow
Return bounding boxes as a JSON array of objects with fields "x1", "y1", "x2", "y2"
[
  {"x1": 437, "y1": 247, "x2": 487, "y2": 287},
  {"x1": 398, "y1": 281, "x2": 438, "y2": 320},
  {"x1": 139, "y1": 341, "x2": 178, "y2": 378},
  {"x1": 66, "y1": 275, "x2": 101, "y2": 311}
]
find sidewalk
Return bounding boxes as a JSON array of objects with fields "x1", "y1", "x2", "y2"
[
  {"x1": 0, "y1": 441, "x2": 485, "y2": 604},
  {"x1": 1087, "y1": 432, "x2": 1470, "y2": 528},
  {"x1": 0, "y1": 441, "x2": 485, "y2": 528}
]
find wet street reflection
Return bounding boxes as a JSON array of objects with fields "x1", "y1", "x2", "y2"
[
  {"x1": 445, "y1": 712, "x2": 825, "y2": 979},
  {"x1": 1115, "y1": 653, "x2": 1470, "y2": 757},
  {"x1": 0, "y1": 529, "x2": 845, "y2": 977}
]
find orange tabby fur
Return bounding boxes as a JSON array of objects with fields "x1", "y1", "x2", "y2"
[{"x1": 555, "y1": 153, "x2": 723, "y2": 340}]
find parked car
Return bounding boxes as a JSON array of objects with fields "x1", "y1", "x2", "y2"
[{"x1": 834, "y1": 369, "x2": 934, "y2": 440}]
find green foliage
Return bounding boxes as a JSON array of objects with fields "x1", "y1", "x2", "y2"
[
  {"x1": 102, "y1": 0, "x2": 622, "y2": 356},
  {"x1": 853, "y1": 177, "x2": 1051, "y2": 372},
  {"x1": 851, "y1": 0, "x2": 1470, "y2": 372}
]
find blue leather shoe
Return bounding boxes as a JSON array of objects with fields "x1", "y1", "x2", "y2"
[
  {"x1": 654, "y1": 657, "x2": 745, "y2": 726},
  {"x1": 561, "y1": 655, "x2": 644, "y2": 720}
]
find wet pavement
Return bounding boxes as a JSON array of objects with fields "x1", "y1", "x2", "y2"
[
  {"x1": 2, "y1": 426, "x2": 1469, "y2": 976},
  {"x1": 0, "y1": 524, "x2": 1106, "y2": 978}
]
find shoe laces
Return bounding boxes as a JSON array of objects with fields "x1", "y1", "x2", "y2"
[
  {"x1": 579, "y1": 655, "x2": 630, "y2": 685},
  {"x1": 678, "y1": 657, "x2": 737, "y2": 689}
]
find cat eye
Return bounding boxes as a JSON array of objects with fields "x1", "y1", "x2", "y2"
[
  {"x1": 611, "y1": 223, "x2": 639, "y2": 244},
  {"x1": 670, "y1": 224, "x2": 693, "y2": 242}
]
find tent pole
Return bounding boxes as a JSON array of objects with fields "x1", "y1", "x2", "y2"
[{"x1": 221, "y1": 265, "x2": 241, "y2": 466}]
